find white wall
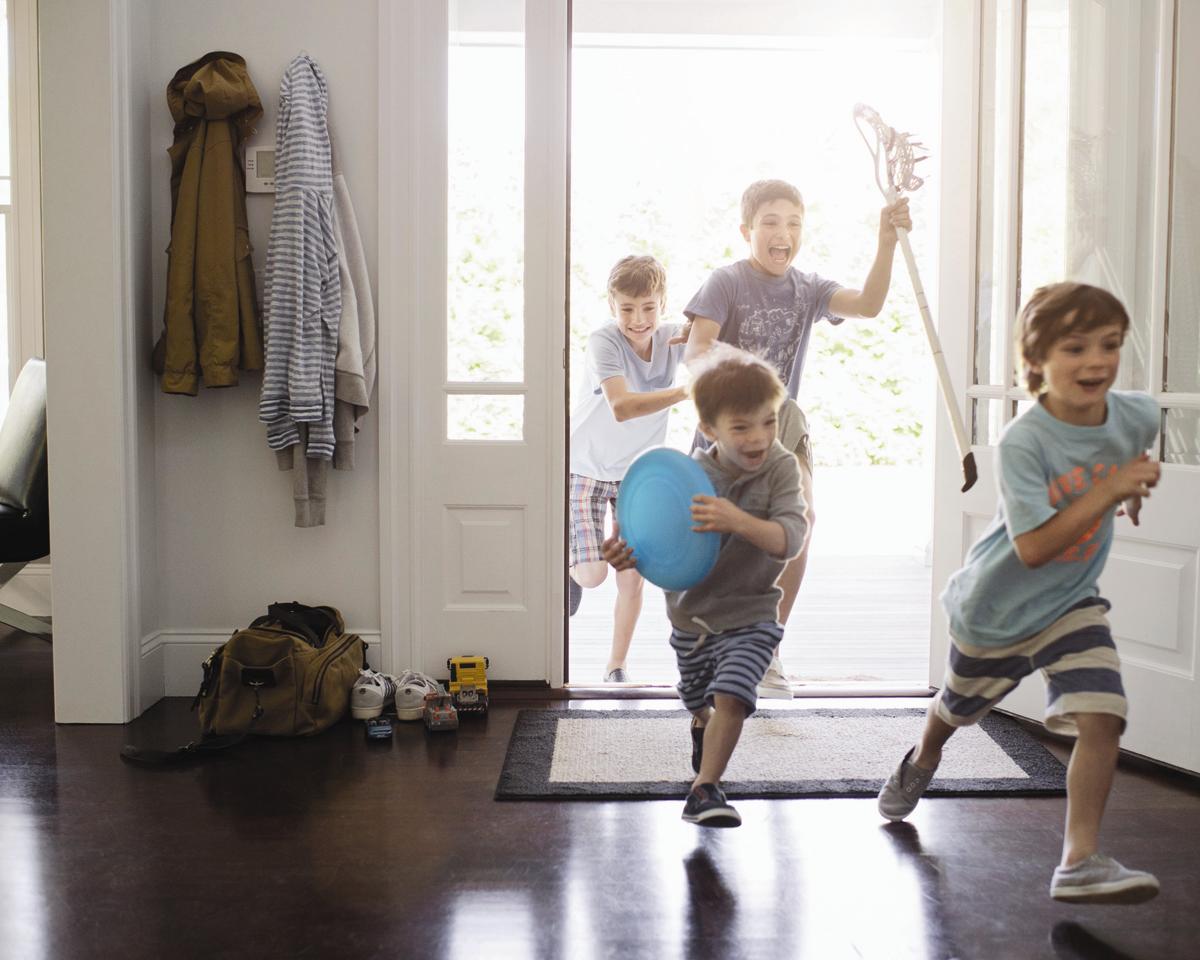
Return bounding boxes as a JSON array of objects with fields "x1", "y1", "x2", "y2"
[
  {"x1": 143, "y1": 1, "x2": 381, "y2": 693},
  {"x1": 40, "y1": 0, "x2": 382, "y2": 718}
]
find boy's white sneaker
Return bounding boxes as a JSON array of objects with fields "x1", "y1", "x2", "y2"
[
  {"x1": 1050, "y1": 854, "x2": 1160, "y2": 904},
  {"x1": 757, "y1": 656, "x2": 793, "y2": 699},
  {"x1": 393, "y1": 669, "x2": 441, "y2": 720},
  {"x1": 351, "y1": 669, "x2": 397, "y2": 720}
]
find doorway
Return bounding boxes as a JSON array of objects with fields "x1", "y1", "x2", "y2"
[{"x1": 565, "y1": 2, "x2": 941, "y2": 688}]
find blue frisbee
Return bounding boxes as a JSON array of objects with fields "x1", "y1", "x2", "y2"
[{"x1": 617, "y1": 447, "x2": 720, "y2": 591}]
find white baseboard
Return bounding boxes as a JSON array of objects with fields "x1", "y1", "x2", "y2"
[
  {"x1": 137, "y1": 630, "x2": 383, "y2": 713},
  {"x1": 0, "y1": 561, "x2": 51, "y2": 616}
]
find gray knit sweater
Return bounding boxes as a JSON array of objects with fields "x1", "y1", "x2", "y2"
[{"x1": 665, "y1": 441, "x2": 808, "y2": 635}]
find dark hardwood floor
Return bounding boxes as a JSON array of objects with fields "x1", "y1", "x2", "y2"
[{"x1": 2, "y1": 628, "x2": 1198, "y2": 959}]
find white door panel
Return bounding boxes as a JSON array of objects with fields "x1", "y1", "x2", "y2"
[
  {"x1": 933, "y1": 0, "x2": 1200, "y2": 772},
  {"x1": 381, "y1": 0, "x2": 567, "y2": 684}
]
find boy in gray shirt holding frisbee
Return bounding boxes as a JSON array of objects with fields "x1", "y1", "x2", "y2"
[{"x1": 603, "y1": 347, "x2": 808, "y2": 827}]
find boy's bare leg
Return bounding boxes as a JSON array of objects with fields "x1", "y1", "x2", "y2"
[
  {"x1": 606, "y1": 568, "x2": 644, "y2": 674},
  {"x1": 692, "y1": 694, "x2": 748, "y2": 789},
  {"x1": 1061, "y1": 713, "x2": 1122, "y2": 866},
  {"x1": 912, "y1": 700, "x2": 958, "y2": 769}
]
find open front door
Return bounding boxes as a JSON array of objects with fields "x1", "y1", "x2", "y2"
[
  {"x1": 381, "y1": 0, "x2": 567, "y2": 685},
  {"x1": 932, "y1": 0, "x2": 1200, "y2": 772}
]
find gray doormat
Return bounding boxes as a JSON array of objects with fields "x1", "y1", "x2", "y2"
[{"x1": 495, "y1": 708, "x2": 1066, "y2": 800}]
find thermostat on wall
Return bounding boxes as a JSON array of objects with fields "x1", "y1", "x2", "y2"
[{"x1": 245, "y1": 145, "x2": 275, "y2": 193}]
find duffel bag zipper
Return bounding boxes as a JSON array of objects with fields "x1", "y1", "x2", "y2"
[{"x1": 311, "y1": 633, "x2": 359, "y2": 705}]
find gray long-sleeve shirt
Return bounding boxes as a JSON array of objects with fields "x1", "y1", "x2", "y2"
[{"x1": 666, "y1": 441, "x2": 808, "y2": 635}]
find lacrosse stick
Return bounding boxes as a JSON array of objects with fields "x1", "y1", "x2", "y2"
[{"x1": 853, "y1": 103, "x2": 977, "y2": 492}]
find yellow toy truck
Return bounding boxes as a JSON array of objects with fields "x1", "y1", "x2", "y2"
[{"x1": 447, "y1": 655, "x2": 489, "y2": 714}]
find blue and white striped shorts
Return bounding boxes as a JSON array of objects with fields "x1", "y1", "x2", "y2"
[
  {"x1": 670, "y1": 621, "x2": 783, "y2": 716},
  {"x1": 936, "y1": 598, "x2": 1127, "y2": 736}
]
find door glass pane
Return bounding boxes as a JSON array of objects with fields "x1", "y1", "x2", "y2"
[
  {"x1": 1020, "y1": 0, "x2": 1069, "y2": 306},
  {"x1": 447, "y1": 0, "x2": 524, "y2": 383},
  {"x1": 1020, "y1": 0, "x2": 1162, "y2": 389},
  {"x1": 447, "y1": 395, "x2": 524, "y2": 441},
  {"x1": 1163, "y1": 408, "x2": 1200, "y2": 465},
  {"x1": 1166, "y1": 0, "x2": 1200, "y2": 393},
  {"x1": 971, "y1": 397, "x2": 1005, "y2": 446},
  {"x1": 975, "y1": 0, "x2": 1019, "y2": 387}
]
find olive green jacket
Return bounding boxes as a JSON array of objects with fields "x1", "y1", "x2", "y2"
[{"x1": 153, "y1": 51, "x2": 263, "y2": 395}]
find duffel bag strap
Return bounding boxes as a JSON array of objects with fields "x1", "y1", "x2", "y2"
[{"x1": 119, "y1": 679, "x2": 267, "y2": 767}]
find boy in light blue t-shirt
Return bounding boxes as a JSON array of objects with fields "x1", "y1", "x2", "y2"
[
  {"x1": 877, "y1": 282, "x2": 1162, "y2": 905},
  {"x1": 569, "y1": 256, "x2": 687, "y2": 682}
]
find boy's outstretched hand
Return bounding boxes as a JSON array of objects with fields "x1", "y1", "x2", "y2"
[
  {"x1": 601, "y1": 521, "x2": 637, "y2": 572},
  {"x1": 879, "y1": 197, "x2": 912, "y2": 244}
]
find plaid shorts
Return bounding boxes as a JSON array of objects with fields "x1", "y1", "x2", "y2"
[
  {"x1": 935, "y1": 598, "x2": 1127, "y2": 736},
  {"x1": 568, "y1": 473, "x2": 620, "y2": 566}
]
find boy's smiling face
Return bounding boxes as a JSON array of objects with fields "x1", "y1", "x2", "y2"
[
  {"x1": 699, "y1": 400, "x2": 780, "y2": 473},
  {"x1": 610, "y1": 292, "x2": 663, "y2": 353},
  {"x1": 1032, "y1": 319, "x2": 1124, "y2": 425},
  {"x1": 741, "y1": 198, "x2": 804, "y2": 278}
]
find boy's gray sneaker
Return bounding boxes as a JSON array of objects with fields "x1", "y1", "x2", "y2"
[
  {"x1": 877, "y1": 747, "x2": 936, "y2": 821},
  {"x1": 682, "y1": 783, "x2": 741, "y2": 828},
  {"x1": 1050, "y1": 854, "x2": 1159, "y2": 904}
]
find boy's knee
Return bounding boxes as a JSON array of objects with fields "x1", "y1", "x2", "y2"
[
  {"x1": 1074, "y1": 712, "x2": 1123, "y2": 742},
  {"x1": 712, "y1": 693, "x2": 751, "y2": 717},
  {"x1": 571, "y1": 562, "x2": 608, "y2": 589}
]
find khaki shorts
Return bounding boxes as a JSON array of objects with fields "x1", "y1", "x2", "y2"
[{"x1": 778, "y1": 398, "x2": 813, "y2": 476}]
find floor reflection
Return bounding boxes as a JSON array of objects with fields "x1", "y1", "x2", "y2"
[
  {"x1": 1050, "y1": 921, "x2": 1141, "y2": 960},
  {"x1": 878, "y1": 821, "x2": 961, "y2": 960},
  {"x1": 683, "y1": 844, "x2": 739, "y2": 958}
]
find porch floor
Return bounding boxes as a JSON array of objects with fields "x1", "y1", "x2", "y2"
[{"x1": 569, "y1": 553, "x2": 932, "y2": 688}]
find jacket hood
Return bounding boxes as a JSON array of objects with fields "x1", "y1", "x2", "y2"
[{"x1": 168, "y1": 51, "x2": 262, "y2": 137}]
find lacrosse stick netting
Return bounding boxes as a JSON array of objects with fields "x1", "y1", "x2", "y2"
[{"x1": 853, "y1": 103, "x2": 977, "y2": 492}]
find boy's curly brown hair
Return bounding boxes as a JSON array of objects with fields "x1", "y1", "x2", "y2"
[
  {"x1": 691, "y1": 345, "x2": 787, "y2": 427},
  {"x1": 1017, "y1": 282, "x2": 1130, "y2": 394}
]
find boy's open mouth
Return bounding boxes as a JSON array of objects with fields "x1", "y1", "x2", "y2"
[
  {"x1": 768, "y1": 245, "x2": 790, "y2": 263},
  {"x1": 1077, "y1": 377, "x2": 1106, "y2": 389}
]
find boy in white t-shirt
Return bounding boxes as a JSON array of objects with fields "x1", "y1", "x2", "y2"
[{"x1": 570, "y1": 255, "x2": 687, "y2": 682}]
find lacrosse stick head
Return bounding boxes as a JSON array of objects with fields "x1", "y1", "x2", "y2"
[{"x1": 853, "y1": 102, "x2": 928, "y2": 201}]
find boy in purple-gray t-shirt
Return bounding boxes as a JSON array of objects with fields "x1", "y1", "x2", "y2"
[{"x1": 683, "y1": 178, "x2": 912, "y2": 697}]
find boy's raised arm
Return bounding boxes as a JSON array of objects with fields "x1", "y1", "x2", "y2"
[{"x1": 828, "y1": 198, "x2": 911, "y2": 319}]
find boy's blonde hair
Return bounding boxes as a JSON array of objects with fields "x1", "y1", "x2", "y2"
[
  {"x1": 741, "y1": 179, "x2": 805, "y2": 227},
  {"x1": 607, "y1": 255, "x2": 667, "y2": 307},
  {"x1": 1017, "y1": 282, "x2": 1130, "y2": 394},
  {"x1": 691, "y1": 344, "x2": 788, "y2": 426}
]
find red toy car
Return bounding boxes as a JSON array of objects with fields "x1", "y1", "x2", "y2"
[{"x1": 423, "y1": 688, "x2": 459, "y2": 732}]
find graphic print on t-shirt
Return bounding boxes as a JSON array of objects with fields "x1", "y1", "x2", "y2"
[{"x1": 1048, "y1": 461, "x2": 1120, "y2": 564}]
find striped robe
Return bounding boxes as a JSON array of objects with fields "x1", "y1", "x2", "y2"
[{"x1": 258, "y1": 54, "x2": 340, "y2": 461}]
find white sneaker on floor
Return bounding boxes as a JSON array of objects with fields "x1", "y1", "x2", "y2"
[
  {"x1": 1050, "y1": 854, "x2": 1160, "y2": 904},
  {"x1": 351, "y1": 669, "x2": 398, "y2": 720},
  {"x1": 393, "y1": 670, "x2": 441, "y2": 721},
  {"x1": 757, "y1": 656, "x2": 793, "y2": 699}
]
